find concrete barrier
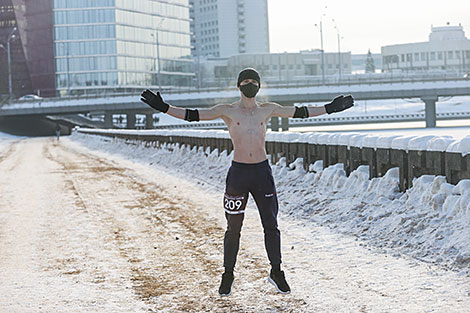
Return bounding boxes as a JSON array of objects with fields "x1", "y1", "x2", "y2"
[{"x1": 77, "y1": 129, "x2": 470, "y2": 191}]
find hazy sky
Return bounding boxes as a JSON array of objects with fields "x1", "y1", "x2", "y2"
[{"x1": 268, "y1": 0, "x2": 470, "y2": 55}]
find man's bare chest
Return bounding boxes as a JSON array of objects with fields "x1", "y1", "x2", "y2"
[{"x1": 227, "y1": 112, "x2": 267, "y2": 141}]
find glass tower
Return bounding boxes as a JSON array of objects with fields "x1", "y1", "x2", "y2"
[
  {"x1": 0, "y1": 0, "x2": 56, "y2": 98},
  {"x1": 190, "y1": 0, "x2": 269, "y2": 58},
  {"x1": 53, "y1": 0, "x2": 193, "y2": 96}
]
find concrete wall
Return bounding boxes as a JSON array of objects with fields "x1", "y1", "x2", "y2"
[
  {"x1": 0, "y1": 116, "x2": 71, "y2": 136},
  {"x1": 77, "y1": 129, "x2": 470, "y2": 191}
]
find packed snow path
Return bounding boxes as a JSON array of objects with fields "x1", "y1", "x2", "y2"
[{"x1": 0, "y1": 137, "x2": 469, "y2": 312}]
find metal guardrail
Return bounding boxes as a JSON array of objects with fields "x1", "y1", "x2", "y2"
[{"x1": 153, "y1": 111, "x2": 470, "y2": 130}]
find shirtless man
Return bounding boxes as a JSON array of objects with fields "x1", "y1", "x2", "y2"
[{"x1": 140, "y1": 68, "x2": 354, "y2": 296}]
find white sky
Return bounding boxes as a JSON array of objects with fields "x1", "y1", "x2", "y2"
[{"x1": 267, "y1": 0, "x2": 470, "y2": 55}]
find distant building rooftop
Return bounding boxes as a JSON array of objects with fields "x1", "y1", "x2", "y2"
[{"x1": 429, "y1": 24, "x2": 467, "y2": 41}]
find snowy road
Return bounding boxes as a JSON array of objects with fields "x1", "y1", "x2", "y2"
[{"x1": 0, "y1": 137, "x2": 469, "y2": 312}]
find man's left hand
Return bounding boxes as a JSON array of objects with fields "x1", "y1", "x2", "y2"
[{"x1": 324, "y1": 95, "x2": 354, "y2": 114}]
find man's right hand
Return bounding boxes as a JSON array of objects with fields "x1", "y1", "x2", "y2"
[{"x1": 140, "y1": 89, "x2": 170, "y2": 113}]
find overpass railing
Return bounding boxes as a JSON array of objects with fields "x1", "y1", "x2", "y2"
[
  {"x1": 5, "y1": 71, "x2": 469, "y2": 104},
  {"x1": 76, "y1": 128, "x2": 470, "y2": 192}
]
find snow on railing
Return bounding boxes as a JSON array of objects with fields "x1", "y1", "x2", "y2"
[{"x1": 76, "y1": 128, "x2": 470, "y2": 191}]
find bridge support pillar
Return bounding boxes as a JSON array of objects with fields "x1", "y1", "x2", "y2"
[
  {"x1": 104, "y1": 112, "x2": 113, "y2": 128},
  {"x1": 270, "y1": 117, "x2": 279, "y2": 131},
  {"x1": 422, "y1": 96, "x2": 438, "y2": 128},
  {"x1": 145, "y1": 113, "x2": 154, "y2": 129},
  {"x1": 281, "y1": 117, "x2": 289, "y2": 131},
  {"x1": 126, "y1": 113, "x2": 136, "y2": 129}
]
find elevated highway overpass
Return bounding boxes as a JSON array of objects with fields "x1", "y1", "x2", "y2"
[{"x1": 1, "y1": 79, "x2": 469, "y2": 132}]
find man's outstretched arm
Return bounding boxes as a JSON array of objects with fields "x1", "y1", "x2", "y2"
[
  {"x1": 271, "y1": 95, "x2": 354, "y2": 118},
  {"x1": 140, "y1": 89, "x2": 225, "y2": 121}
]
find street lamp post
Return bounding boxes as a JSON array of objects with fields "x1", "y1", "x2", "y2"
[
  {"x1": 316, "y1": 21, "x2": 325, "y2": 85},
  {"x1": 156, "y1": 30, "x2": 162, "y2": 91},
  {"x1": 0, "y1": 27, "x2": 17, "y2": 104},
  {"x1": 332, "y1": 19, "x2": 342, "y2": 82},
  {"x1": 61, "y1": 41, "x2": 71, "y2": 95},
  {"x1": 151, "y1": 18, "x2": 165, "y2": 91},
  {"x1": 320, "y1": 21, "x2": 325, "y2": 85},
  {"x1": 65, "y1": 24, "x2": 71, "y2": 96},
  {"x1": 151, "y1": 31, "x2": 162, "y2": 91},
  {"x1": 314, "y1": 17, "x2": 326, "y2": 85},
  {"x1": 66, "y1": 43, "x2": 70, "y2": 95}
]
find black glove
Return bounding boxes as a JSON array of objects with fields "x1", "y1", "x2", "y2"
[
  {"x1": 324, "y1": 95, "x2": 354, "y2": 114},
  {"x1": 140, "y1": 89, "x2": 169, "y2": 113}
]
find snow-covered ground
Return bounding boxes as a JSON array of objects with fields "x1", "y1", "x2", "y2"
[
  {"x1": 0, "y1": 131, "x2": 19, "y2": 140},
  {"x1": 330, "y1": 95, "x2": 470, "y2": 116},
  {"x1": 69, "y1": 131, "x2": 470, "y2": 277},
  {"x1": 0, "y1": 132, "x2": 19, "y2": 154},
  {"x1": 299, "y1": 122, "x2": 470, "y2": 140},
  {"x1": 296, "y1": 95, "x2": 470, "y2": 136},
  {"x1": 1, "y1": 131, "x2": 469, "y2": 311}
]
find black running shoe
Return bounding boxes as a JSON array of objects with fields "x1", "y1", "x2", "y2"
[
  {"x1": 268, "y1": 269, "x2": 291, "y2": 294},
  {"x1": 218, "y1": 272, "x2": 235, "y2": 296}
]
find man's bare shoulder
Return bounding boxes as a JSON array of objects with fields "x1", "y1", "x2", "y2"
[
  {"x1": 259, "y1": 101, "x2": 281, "y2": 109},
  {"x1": 211, "y1": 102, "x2": 237, "y2": 111}
]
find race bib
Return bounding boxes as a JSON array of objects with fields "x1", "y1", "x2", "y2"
[{"x1": 223, "y1": 193, "x2": 247, "y2": 215}]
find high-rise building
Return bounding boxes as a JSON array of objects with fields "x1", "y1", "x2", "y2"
[
  {"x1": 190, "y1": 0, "x2": 269, "y2": 58},
  {"x1": 0, "y1": 0, "x2": 194, "y2": 98},
  {"x1": 0, "y1": 0, "x2": 55, "y2": 98},
  {"x1": 382, "y1": 24, "x2": 470, "y2": 73}
]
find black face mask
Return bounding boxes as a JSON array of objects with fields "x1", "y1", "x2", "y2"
[{"x1": 240, "y1": 82, "x2": 259, "y2": 98}]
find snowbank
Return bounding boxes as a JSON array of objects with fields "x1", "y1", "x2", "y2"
[
  {"x1": 78, "y1": 128, "x2": 470, "y2": 156},
  {"x1": 0, "y1": 131, "x2": 19, "y2": 140},
  {"x1": 0, "y1": 131, "x2": 21, "y2": 152},
  {"x1": 70, "y1": 132, "x2": 470, "y2": 275}
]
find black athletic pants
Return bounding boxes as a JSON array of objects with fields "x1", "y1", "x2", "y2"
[{"x1": 223, "y1": 159, "x2": 281, "y2": 272}]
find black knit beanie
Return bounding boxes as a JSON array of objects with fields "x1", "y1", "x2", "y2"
[{"x1": 237, "y1": 68, "x2": 261, "y2": 87}]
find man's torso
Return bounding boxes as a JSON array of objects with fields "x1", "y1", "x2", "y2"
[{"x1": 219, "y1": 101, "x2": 275, "y2": 164}]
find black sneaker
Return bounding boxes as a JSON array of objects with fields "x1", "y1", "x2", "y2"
[
  {"x1": 218, "y1": 272, "x2": 235, "y2": 296},
  {"x1": 268, "y1": 269, "x2": 291, "y2": 294}
]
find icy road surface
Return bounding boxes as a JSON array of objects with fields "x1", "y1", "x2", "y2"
[{"x1": 0, "y1": 137, "x2": 469, "y2": 312}]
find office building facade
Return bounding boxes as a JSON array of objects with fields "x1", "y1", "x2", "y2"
[
  {"x1": 0, "y1": 0, "x2": 194, "y2": 98},
  {"x1": 196, "y1": 50, "x2": 351, "y2": 87},
  {"x1": 382, "y1": 24, "x2": 470, "y2": 73},
  {"x1": 190, "y1": 0, "x2": 269, "y2": 58},
  {"x1": 54, "y1": 0, "x2": 193, "y2": 95}
]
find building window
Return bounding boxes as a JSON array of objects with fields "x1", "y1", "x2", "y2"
[
  {"x1": 438, "y1": 52, "x2": 443, "y2": 60},
  {"x1": 430, "y1": 52, "x2": 436, "y2": 61},
  {"x1": 414, "y1": 53, "x2": 419, "y2": 61},
  {"x1": 456, "y1": 51, "x2": 461, "y2": 59},
  {"x1": 448, "y1": 51, "x2": 454, "y2": 59},
  {"x1": 421, "y1": 52, "x2": 426, "y2": 61}
]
